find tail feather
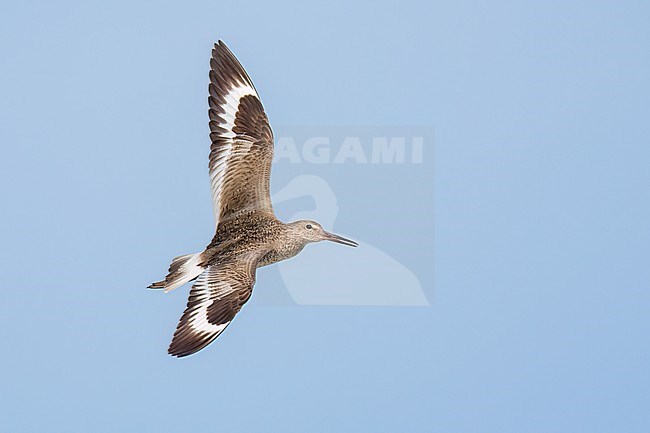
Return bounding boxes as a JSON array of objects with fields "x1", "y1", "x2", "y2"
[{"x1": 149, "y1": 252, "x2": 204, "y2": 293}]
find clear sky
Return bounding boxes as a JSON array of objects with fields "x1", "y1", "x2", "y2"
[{"x1": 1, "y1": 0, "x2": 649, "y2": 432}]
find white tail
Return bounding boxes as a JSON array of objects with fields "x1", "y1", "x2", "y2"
[{"x1": 149, "y1": 252, "x2": 204, "y2": 293}]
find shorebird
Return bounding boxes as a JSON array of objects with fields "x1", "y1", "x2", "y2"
[{"x1": 149, "y1": 41, "x2": 358, "y2": 357}]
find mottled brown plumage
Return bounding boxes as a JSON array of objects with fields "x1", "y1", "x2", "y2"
[{"x1": 149, "y1": 41, "x2": 357, "y2": 358}]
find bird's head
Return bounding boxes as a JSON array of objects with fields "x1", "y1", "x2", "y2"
[{"x1": 289, "y1": 220, "x2": 358, "y2": 247}]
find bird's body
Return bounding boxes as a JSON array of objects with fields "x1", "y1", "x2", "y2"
[
  {"x1": 203, "y1": 216, "x2": 306, "y2": 268},
  {"x1": 149, "y1": 41, "x2": 356, "y2": 357}
]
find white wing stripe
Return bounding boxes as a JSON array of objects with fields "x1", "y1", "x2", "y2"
[
  {"x1": 210, "y1": 82, "x2": 258, "y2": 228},
  {"x1": 187, "y1": 275, "x2": 234, "y2": 334}
]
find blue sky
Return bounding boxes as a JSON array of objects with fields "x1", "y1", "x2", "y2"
[{"x1": 1, "y1": 0, "x2": 649, "y2": 432}]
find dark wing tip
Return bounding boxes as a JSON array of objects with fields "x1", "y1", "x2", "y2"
[
  {"x1": 212, "y1": 40, "x2": 235, "y2": 61},
  {"x1": 167, "y1": 331, "x2": 221, "y2": 358},
  {"x1": 168, "y1": 345, "x2": 191, "y2": 358},
  {"x1": 210, "y1": 40, "x2": 256, "y2": 91},
  {"x1": 213, "y1": 40, "x2": 226, "y2": 54}
]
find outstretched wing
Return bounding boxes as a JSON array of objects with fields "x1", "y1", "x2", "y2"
[
  {"x1": 208, "y1": 41, "x2": 275, "y2": 230},
  {"x1": 168, "y1": 256, "x2": 258, "y2": 357}
]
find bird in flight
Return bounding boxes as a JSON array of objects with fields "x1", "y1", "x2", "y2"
[{"x1": 149, "y1": 41, "x2": 358, "y2": 357}]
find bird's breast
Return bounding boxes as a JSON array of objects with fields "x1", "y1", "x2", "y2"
[{"x1": 258, "y1": 242, "x2": 305, "y2": 268}]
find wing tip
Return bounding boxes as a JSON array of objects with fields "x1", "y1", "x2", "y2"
[
  {"x1": 167, "y1": 332, "x2": 221, "y2": 358},
  {"x1": 167, "y1": 317, "x2": 233, "y2": 358},
  {"x1": 167, "y1": 339, "x2": 198, "y2": 358},
  {"x1": 209, "y1": 40, "x2": 257, "y2": 92},
  {"x1": 212, "y1": 39, "x2": 233, "y2": 59},
  {"x1": 167, "y1": 347, "x2": 191, "y2": 358}
]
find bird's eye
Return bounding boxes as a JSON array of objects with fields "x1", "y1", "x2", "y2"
[{"x1": 306, "y1": 224, "x2": 313, "y2": 229}]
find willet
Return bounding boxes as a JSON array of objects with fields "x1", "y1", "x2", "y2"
[{"x1": 149, "y1": 41, "x2": 357, "y2": 357}]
